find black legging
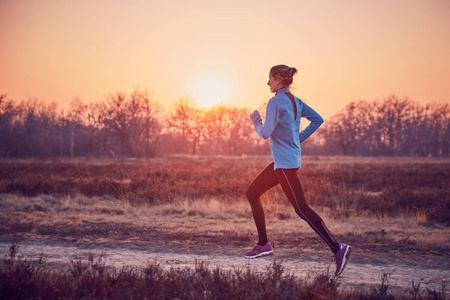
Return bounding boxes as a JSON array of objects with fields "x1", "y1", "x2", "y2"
[{"x1": 246, "y1": 162, "x2": 340, "y2": 254}]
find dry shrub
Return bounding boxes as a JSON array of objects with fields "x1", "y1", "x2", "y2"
[{"x1": 1, "y1": 247, "x2": 446, "y2": 300}]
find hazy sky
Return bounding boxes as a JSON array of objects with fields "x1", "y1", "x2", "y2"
[{"x1": 1, "y1": 0, "x2": 449, "y2": 117}]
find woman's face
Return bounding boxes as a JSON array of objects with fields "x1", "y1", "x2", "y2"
[{"x1": 267, "y1": 74, "x2": 283, "y2": 93}]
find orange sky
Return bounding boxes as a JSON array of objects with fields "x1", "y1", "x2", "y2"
[{"x1": 1, "y1": 0, "x2": 449, "y2": 117}]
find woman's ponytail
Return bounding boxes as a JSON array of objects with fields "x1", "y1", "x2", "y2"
[{"x1": 288, "y1": 67, "x2": 298, "y2": 77}]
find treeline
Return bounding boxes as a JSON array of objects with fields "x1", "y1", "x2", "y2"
[
  {"x1": 317, "y1": 96, "x2": 449, "y2": 157},
  {"x1": 0, "y1": 91, "x2": 448, "y2": 157}
]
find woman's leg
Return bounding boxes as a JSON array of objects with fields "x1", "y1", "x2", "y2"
[
  {"x1": 276, "y1": 168, "x2": 340, "y2": 254},
  {"x1": 246, "y1": 162, "x2": 279, "y2": 246}
]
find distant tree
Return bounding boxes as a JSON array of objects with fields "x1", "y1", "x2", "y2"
[
  {"x1": 441, "y1": 103, "x2": 450, "y2": 157},
  {"x1": 59, "y1": 98, "x2": 107, "y2": 157},
  {"x1": 320, "y1": 101, "x2": 371, "y2": 155},
  {"x1": 100, "y1": 89, "x2": 162, "y2": 157},
  {"x1": 204, "y1": 105, "x2": 253, "y2": 155},
  {"x1": 374, "y1": 95, "x2": 415, "y2": 155},
  {"x1": 11, "y1": 99, "x2": 60, "y2": 157},
  {"x1": 166, "y1": 97, "x2": 205, "y2": 154},
  {"x1": 63, "y1": 97, "x2": 85, "y2": 157},
  {"x1": 130, "y1": 89, "x2": 162, "y2": 157},
  {"x1": 0, "y1": 94, "x2": 16, "y2": 156},
  {"x1": 426, "y1": 102, "x2": 449, "y2": 157}
]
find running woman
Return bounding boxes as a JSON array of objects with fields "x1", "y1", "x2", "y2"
[{"x1": 245, "y1": 64, "x2": 351, "y2": 276}]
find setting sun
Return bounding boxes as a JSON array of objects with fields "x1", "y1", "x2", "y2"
[{"x1": 192, "y1": 76, "x2": 230, "y2": 108}]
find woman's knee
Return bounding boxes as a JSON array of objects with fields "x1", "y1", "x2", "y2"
[
  {"x1": 294, "y1": 204, "x2": 319, "y2": 222},
  {"x1": 291, "y1": 202, "x2": 310, "y2": 219},
  {"x1": 294, "y1": 208, "x2": 307, "y2": 220}
]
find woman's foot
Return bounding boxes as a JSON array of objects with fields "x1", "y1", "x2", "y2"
[
  {"x1": 244, "y1": 242, "x2": 274, "y2": 259},
  {"x1": 333, "y1": 243, "x2": 352, "y2": 276}
]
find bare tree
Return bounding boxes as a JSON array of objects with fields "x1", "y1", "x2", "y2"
[
  {"x1": 166, "y1": 97, "x2": 205, "y2": 154},
  {"x1": 100, "y1": 89, "x2": 162, "y2": 157},
  {"x1": 204, "y1": 105, "x2": 253, "y2": 155},
  {"x1": 320, "y1": 101, "x2": 370, "y2": 155},
  {"x1": 426, "y1": 102, "x2": 449, "y2": 157},
  {"x1": 374, "y1": 95, "x2": 415, "y2": 155},
  {"x1": 63, "y1": 97, "x2": 86, "y2": 157},
  {"x1": 11, "y1": 99, "x2": 59, "y2": 157},
  {"x1": 130, "y1": 89, "x2": 162, "y2": 157},
  {"x1": 0, "y1": 94, "x2": 17, "y2": 156}
]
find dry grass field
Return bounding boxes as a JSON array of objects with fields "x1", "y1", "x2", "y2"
[{"x1": 0, "y1": 156, "x2": 449, "y2": 299}]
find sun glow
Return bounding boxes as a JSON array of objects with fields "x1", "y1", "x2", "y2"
[{"x1": 192, "y1": 76, "x2": 230, "y2": 108}]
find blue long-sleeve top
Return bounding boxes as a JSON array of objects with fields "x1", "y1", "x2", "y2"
[{"x1": 250, "y1": 87, "x2": 324, "y2": 169}]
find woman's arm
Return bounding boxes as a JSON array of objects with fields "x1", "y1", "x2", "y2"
[
  {"x1": 299, "y1": 102, "x2": 324, "y2": 143},
  {"x1": 250, "y1": 99, "x2": 279, "y2": 140}
]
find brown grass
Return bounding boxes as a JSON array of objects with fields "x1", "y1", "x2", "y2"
[
  {"x1": 0, "y1": 155, "x2": 449, "y2": 224},
  {"x1": 1, "y1": 156, "x2": 449, "y2": 248}
]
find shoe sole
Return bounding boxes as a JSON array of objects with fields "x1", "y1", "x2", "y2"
[
  {"x1": 336, "y1": 245, "x2": 351, "y2": 276},
  {"x1": 244, "y1": 250, "x2": 274, "y2": 259}
]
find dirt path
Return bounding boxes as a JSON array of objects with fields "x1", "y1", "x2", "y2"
[{"x1": 1, "y1": 238, "x2": 448, "y2": 295}]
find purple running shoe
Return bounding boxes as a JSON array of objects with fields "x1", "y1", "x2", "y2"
[
  {"x1": 244, "y1": 242, "x2": 274, "y2": 259},
  {"x1": 333, "y1": 243, "x2": 352, "y2": 276}
]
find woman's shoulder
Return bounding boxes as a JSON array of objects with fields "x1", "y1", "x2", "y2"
[
  {"x1": 269, "y1": 92, "x2": 289, "y2": 103},
  {"x1": 291, "y1": 93, "x2": 304, "y2": 103},
  {"x1": 267, "y1": 94, "x2": 282, "y2": 105}
]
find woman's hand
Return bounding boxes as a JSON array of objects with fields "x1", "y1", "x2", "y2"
[{"x1": 250, "y1": 110, "x2": 261, "y2": 124}]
